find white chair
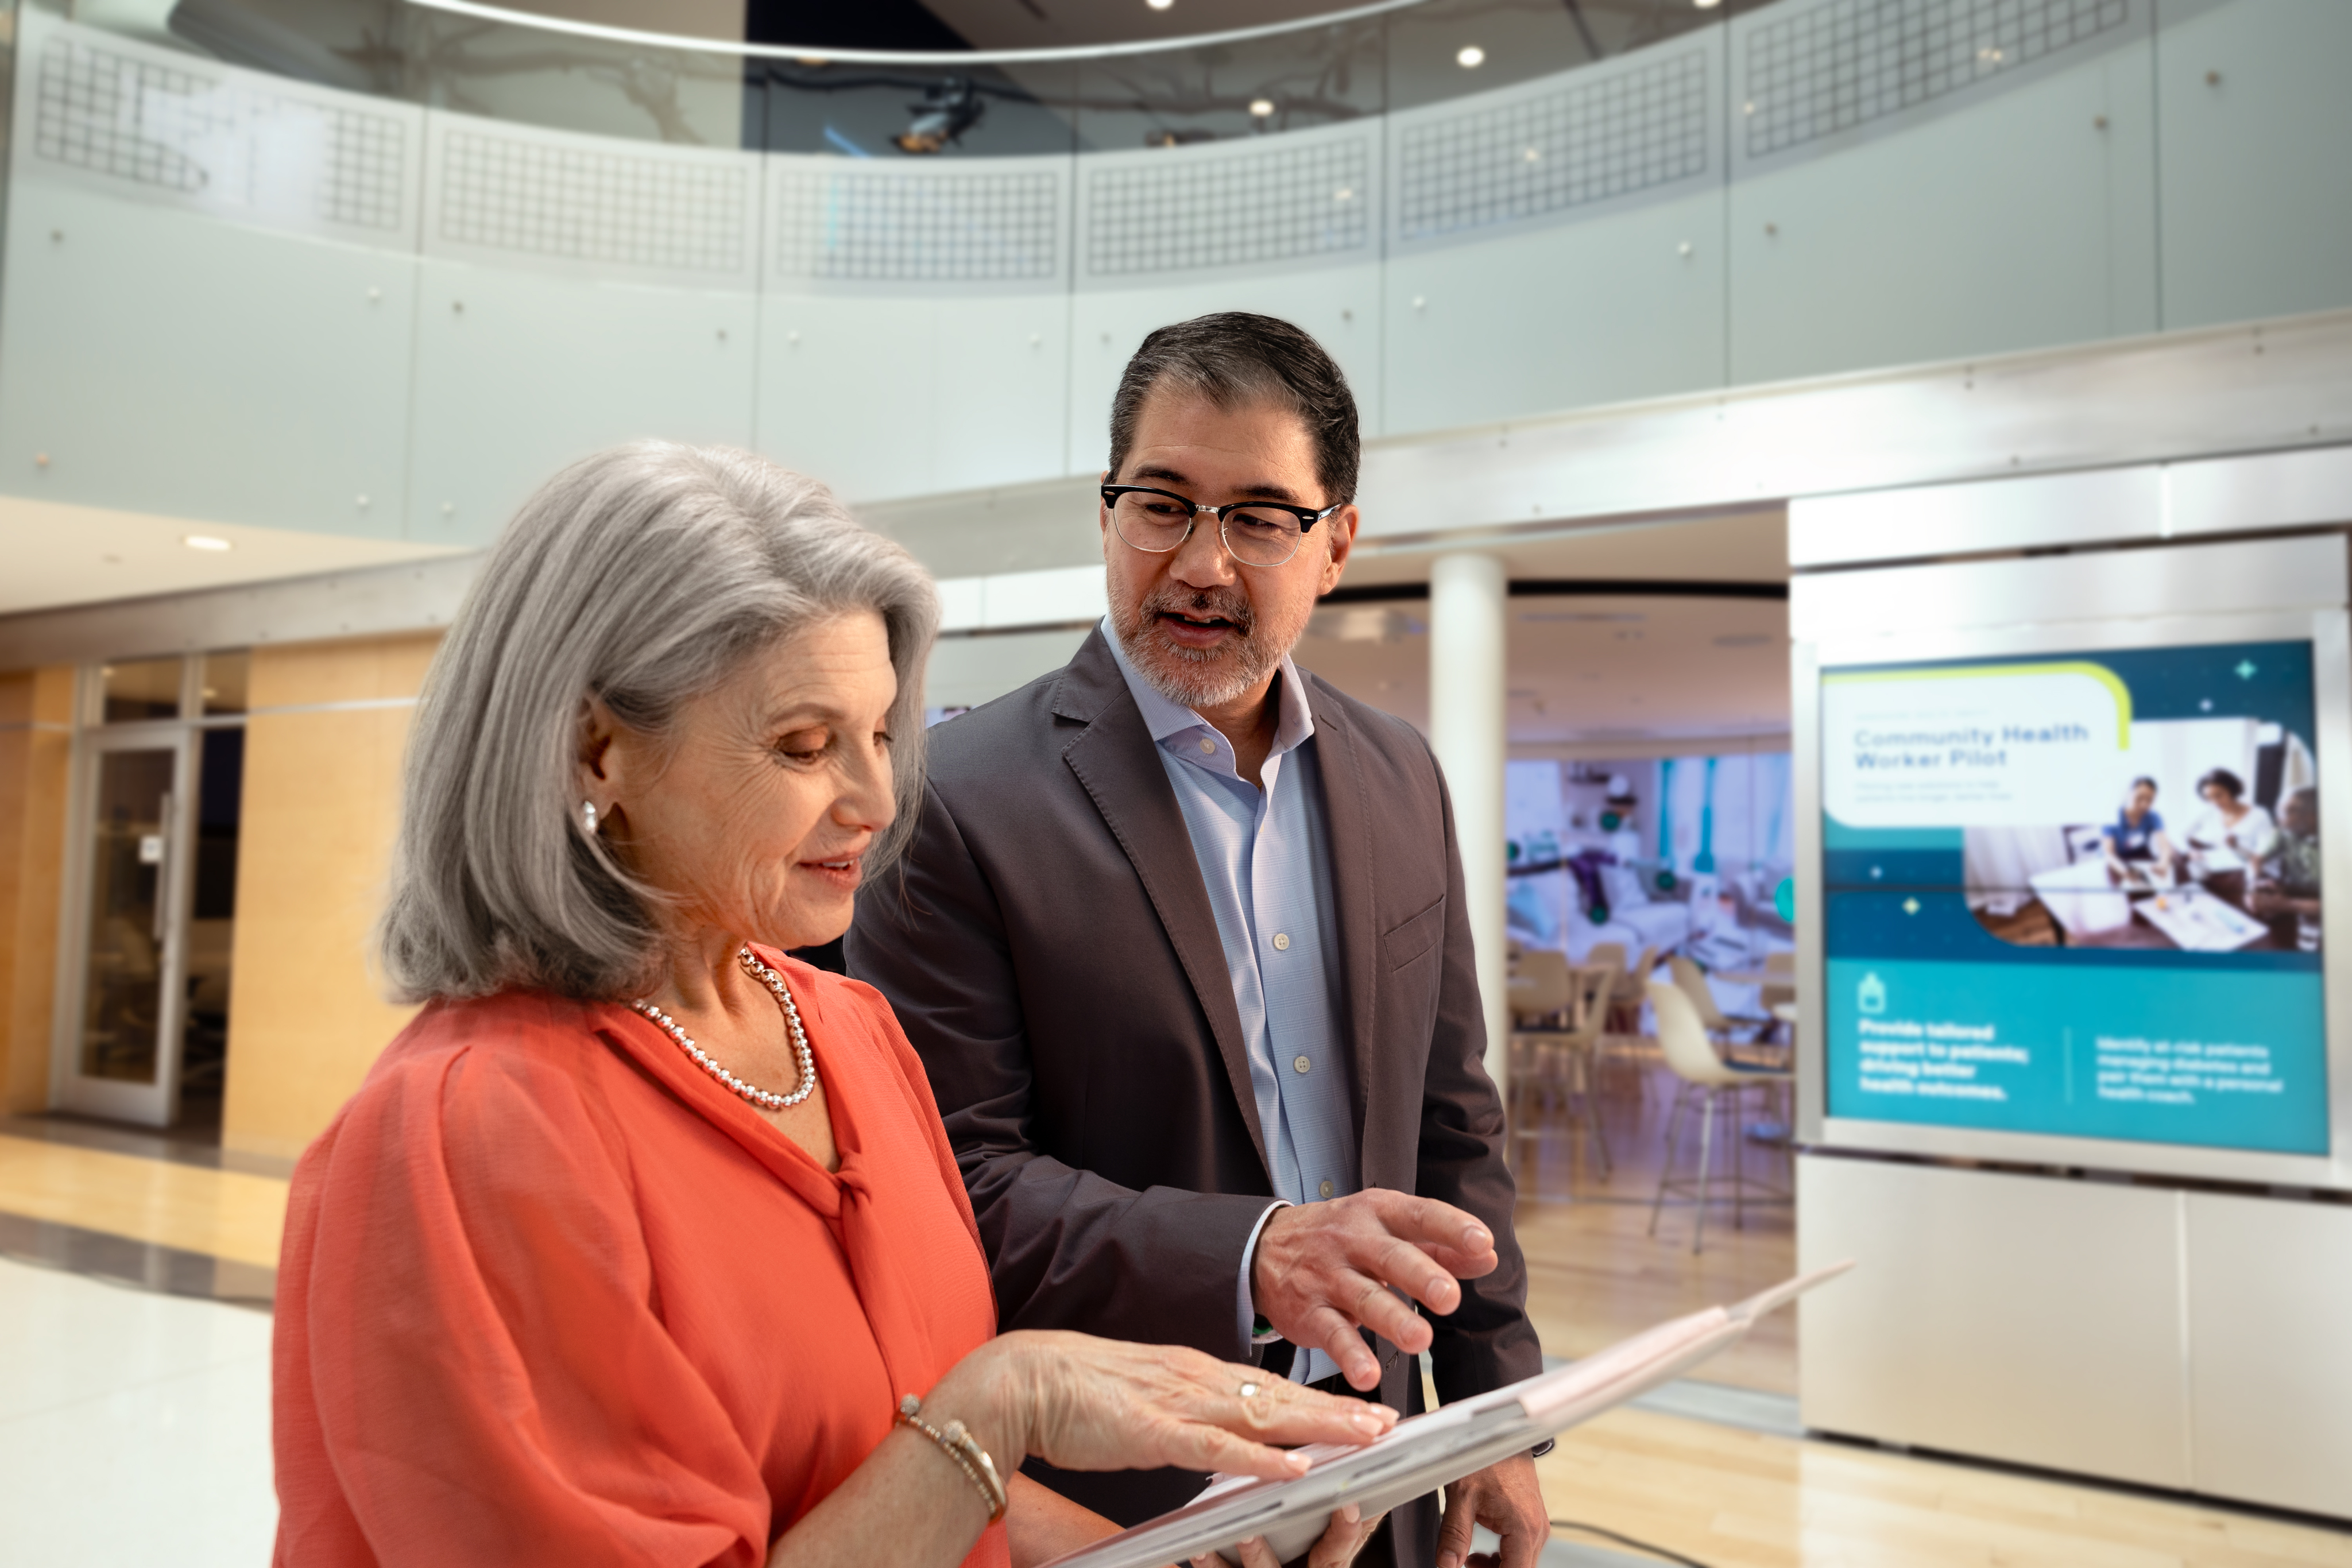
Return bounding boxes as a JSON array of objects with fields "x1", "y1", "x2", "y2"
[
  {"x1": 1645, "y1": 979, "x2": 1790, "y2": 1253},
  {"x1": 1508, "y1": 951, "x2": 1612, "y2": 1179},
  {"x1": 1669, "y1": 955, "x2": 1772, "y2": 1044},
  {"x1": 1507, "y1": 947, "x2": 1572, "y2": 1021}
]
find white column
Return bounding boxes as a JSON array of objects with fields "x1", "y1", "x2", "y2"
[{"x1": 1428, "y1": 553, "x2": 1510, "y2": 1099}]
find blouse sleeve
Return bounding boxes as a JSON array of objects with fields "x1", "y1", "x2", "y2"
[
  {"x1": 287, "y1": 1038, "x2": 772, "y2": 1568},
  {"x1": 2237, "y1": 806, "x2": 2280, "y2": 861}
]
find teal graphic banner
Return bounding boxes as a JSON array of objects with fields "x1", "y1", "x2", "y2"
[{"x1": 1822, "y1": 640, "x2": 2330, "y2": 1155}]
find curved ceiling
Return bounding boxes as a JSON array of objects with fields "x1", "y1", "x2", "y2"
[
  {"x1": 1299, "y1": 590, "x2": 1792, "y2": 752},
  {"x1": 451, "y1": 0, "x2": 1414, "y2": 55}
]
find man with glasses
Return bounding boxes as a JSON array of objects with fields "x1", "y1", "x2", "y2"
[{"x1": 849, "y1": 313, "x2": 1546, "y2": 1568}]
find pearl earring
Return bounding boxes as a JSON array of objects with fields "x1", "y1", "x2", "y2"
[{"x1": 582, "y1": 800, "x2": 599, "y2": 835}]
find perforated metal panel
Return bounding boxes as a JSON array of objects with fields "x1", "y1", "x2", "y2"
[
  {"x1": 1744, "y1": 0, "x2": 2131, "y2": 159},
  {"x1": 772, "y1": 164, "x2": 1061, "y2": 283},
  {"x1": 29, "y1": 28, "x2": 407, "y2": 232},
  {"x1": 435, "y1": 130, "x2": 752, "y2": 276},
  {"x1": 1396, "y1": 49, "x2": 1709, "y2": 242},
  {"x1": 1084, "y1": 134, "x2": 1373, "y2": 277}
]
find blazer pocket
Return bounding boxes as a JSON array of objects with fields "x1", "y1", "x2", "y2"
[{"x1": 1380, "y1": 895, "x2": 1447, "y2": 972}]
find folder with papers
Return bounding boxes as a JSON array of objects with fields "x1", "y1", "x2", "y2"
[{"x1": 1039, "y1": 1261, "x2": 1854, "y2": 1568}]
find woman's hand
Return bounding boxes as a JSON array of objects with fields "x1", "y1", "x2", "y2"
[
  {"x1": 1003, "y1": 1330, "x2": 1396, "y2": 1480},
  {"x1": 1189, "y1": 1504, "x2": 1386, "y2": 1568}
]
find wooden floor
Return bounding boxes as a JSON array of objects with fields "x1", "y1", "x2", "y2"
[
  {"x1": 1507, "y1": 1051, "x2": 2352, "y2": 1566},
  {"x1": 1512, "y1": 1046, "x2": 1800, "y2": 1393},
  {"x1": 1539, "y1": 1407, "x2": 2352, "y2": 1568},
  {"x1": 0, "y1": 1133, "x2": 286, "y2": 1268}
]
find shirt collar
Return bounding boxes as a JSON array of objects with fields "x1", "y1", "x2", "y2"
[{"x1": 1101, "y1": 615, "x2": 1316, "y2": 760}]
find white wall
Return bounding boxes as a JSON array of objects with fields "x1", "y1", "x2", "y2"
[{"x1": 2, "y1": 0, "x2": 2347, "y2": 553}]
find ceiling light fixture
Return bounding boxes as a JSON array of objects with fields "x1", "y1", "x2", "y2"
[
  {"x1": 1695, "y1": 0, "x2": 1721, "y2": 9},
  {"x1": 1147, "y1": 0, "x2": 1174, "y2": 9},
  {"x1": 1456, "y1": 44, "x2": 1485, "y2": 67},
  {"x1": 183, "y1": 535, "x2": 233, "y2": 551},
  {"x1": 1249, "y1": 97, "x2": 1275, "y2": 117}
]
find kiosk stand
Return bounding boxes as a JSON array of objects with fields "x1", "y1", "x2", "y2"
[{"x1": 1789, "y1": 447, "x2": 2352, "y2": 1520}]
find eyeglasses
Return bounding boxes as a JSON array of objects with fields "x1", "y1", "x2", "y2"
[{"x1": 1101, "y1": 485, "x2": 1345, "y2": 568}]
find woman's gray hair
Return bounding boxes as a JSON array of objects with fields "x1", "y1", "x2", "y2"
[{"x1": 377, "y1": 442, "x2": 938, "y2": 1002}]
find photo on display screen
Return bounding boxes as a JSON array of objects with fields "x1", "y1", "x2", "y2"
[{"x1": 1819, "y1": 641, "x2": 2329, "y2": 1156}]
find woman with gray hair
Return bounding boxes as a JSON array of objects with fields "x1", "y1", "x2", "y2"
[{"x1": 269, "y1": 444, "x2": 1391, "y2": 1568}]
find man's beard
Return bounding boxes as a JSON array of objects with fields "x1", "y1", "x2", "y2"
[{"x1": 1112, "y1": 583, "x2": 1289, "y2": 711}]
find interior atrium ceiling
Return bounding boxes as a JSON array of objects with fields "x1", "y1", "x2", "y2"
[
  {"x1": 1305, "y1": 507, "x2": 1791, "y2": 748},
  {"x1": 1299, "y1": 589, "x2": 1790, "y2": 752},
  {"x1": 417, "y1": 0, "x2": 1755, "y2": 56},
  {"x1": 489, "y1": 0, "x2": 1386, "y2": 52},
  {"x1": 912, "y1": 0, "x2": 1398, "y2": 52},
  {"x1": 0, "y1": 495, "x2": 461, "y2": 618}
]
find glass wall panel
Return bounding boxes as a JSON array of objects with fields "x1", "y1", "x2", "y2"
[
  {"x1": 399, "y1": 7, "x2": 748, "y2": 145},
  {"x1": 200, "y1": 650, "x2": 251, "y2": 717},
  {"x1": 1388, "y1": 0, "x2": 1603, "y2": 111},
  {"x1": 1390, "y1": 0, "x2": 1736, "y2": 112},
  {"x1": 1074, "y1": 19, "x2": 1386, "y2": 153},
  {"x1": 43, "y1": 0, "x2": 1729, "y2": 151},
  {"x1": 78, "y1": 748, "x2": 179, "y2": 1084},
  {"x1": 745, "y1": 59, "x2": 1078, "y2": 157},
  {"x1": 180, "y1": 727, "x2": 246, "y2": 1131},
  {"x1": 102, "y1": 658, "x2": 185, "y2": 723},
  {"x1": 158, "y1": 0, "x2": 405, "y2": 96}
]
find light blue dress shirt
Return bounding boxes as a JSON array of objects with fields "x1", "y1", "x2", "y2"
[{"x1": 1104, "y1": 618, "x2": 1360, "y2": 1386}]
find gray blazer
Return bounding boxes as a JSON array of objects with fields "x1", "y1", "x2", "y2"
[{"x1": 848, "y1": 628, "x2": 1540, "y2": 1532}]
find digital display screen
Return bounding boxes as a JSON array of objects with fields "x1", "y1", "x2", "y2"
[{"x1": 1821, "y1": 640, "x2": 2329, "y2": 1154}]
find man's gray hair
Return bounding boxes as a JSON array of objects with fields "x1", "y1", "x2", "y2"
[{"x1": 377, "y1": 442, "x2": 938, "y2": 1003}]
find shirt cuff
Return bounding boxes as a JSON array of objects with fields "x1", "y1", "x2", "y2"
[{"x1": 1236, "y1": 1201, "x2": 1293, "y2": 1349}]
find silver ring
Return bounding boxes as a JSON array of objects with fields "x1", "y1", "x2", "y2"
[{"x1": 1238, "y1": 1381, "x2": 1262, "y2": 1399}]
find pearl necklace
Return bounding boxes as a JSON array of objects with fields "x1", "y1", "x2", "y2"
[{"x1": 631, "y1": 947, "x2": 818, "y2": 1111}]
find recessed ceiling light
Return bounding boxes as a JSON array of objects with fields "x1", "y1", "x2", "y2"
[
  {"x1": 1457, "y1": 44, "x2": 1486, "y2": 67},
  {"x1": 1695, "y1": 0, "x2": 1721, "y2": 9},
  {"x1": 1147, "y1": 0, "x2": 1173, "y2": 9},
  {"x1": 184, "y1": 534, "x2": 232, "y2": 551},
  {"x1": 1249, "y1": 98, "x2": 1275, "y2": 117}
]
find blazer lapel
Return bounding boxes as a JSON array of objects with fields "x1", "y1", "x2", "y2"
[
  {"x1": 1053, "y1": 631, "x2": 1274, "y2": 1181},
  {"x1": 1303, "y1": 678, "x2": 1383, "y2": 1156}
]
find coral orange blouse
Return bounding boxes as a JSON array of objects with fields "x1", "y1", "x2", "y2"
[{"x1": 272, "y1": 953, "x2": 1009, "y2": 1568}]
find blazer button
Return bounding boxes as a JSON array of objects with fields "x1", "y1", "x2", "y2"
[
  {"x1": 1293, "y1": 1054, "x2": 1311, "y2": 1074},
  {"x1": 1272, "y1": 932, "x2": 1291, "y2": 951}
]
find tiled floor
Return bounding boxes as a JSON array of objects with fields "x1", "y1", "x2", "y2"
[{"x1": 0, "y1": 1257, "x2": 276, "y2": 1565}]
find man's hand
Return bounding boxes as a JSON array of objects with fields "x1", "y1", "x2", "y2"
[
  {"x1": 1435, "y1": 1454, "x2": 1548, "y2": 1568},
  {"x1": 1250, "y1": 1190, "x2": 1500, "y2": 1391}
]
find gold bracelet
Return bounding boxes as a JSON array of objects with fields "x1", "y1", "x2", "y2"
[{"x1": 895, "y1": 1393, "x2": 1009, "y2": 1524}]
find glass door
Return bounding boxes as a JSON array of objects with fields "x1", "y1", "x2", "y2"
[{"x1": 56, "y1": 728, "x2": 198, "y2": 1126}]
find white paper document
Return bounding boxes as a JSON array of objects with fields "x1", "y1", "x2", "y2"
[
  {"x1": 2135, "y1": 885, "x2": 2269, "y2": 952},
  {"x1": 1037, "y1": 1261, "x2": 1854, "y2": 1568}
]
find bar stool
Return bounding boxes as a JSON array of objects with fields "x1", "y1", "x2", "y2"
[{"x1": 1646, "y1": 979, "x2": 1790, "y2": 1253}]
